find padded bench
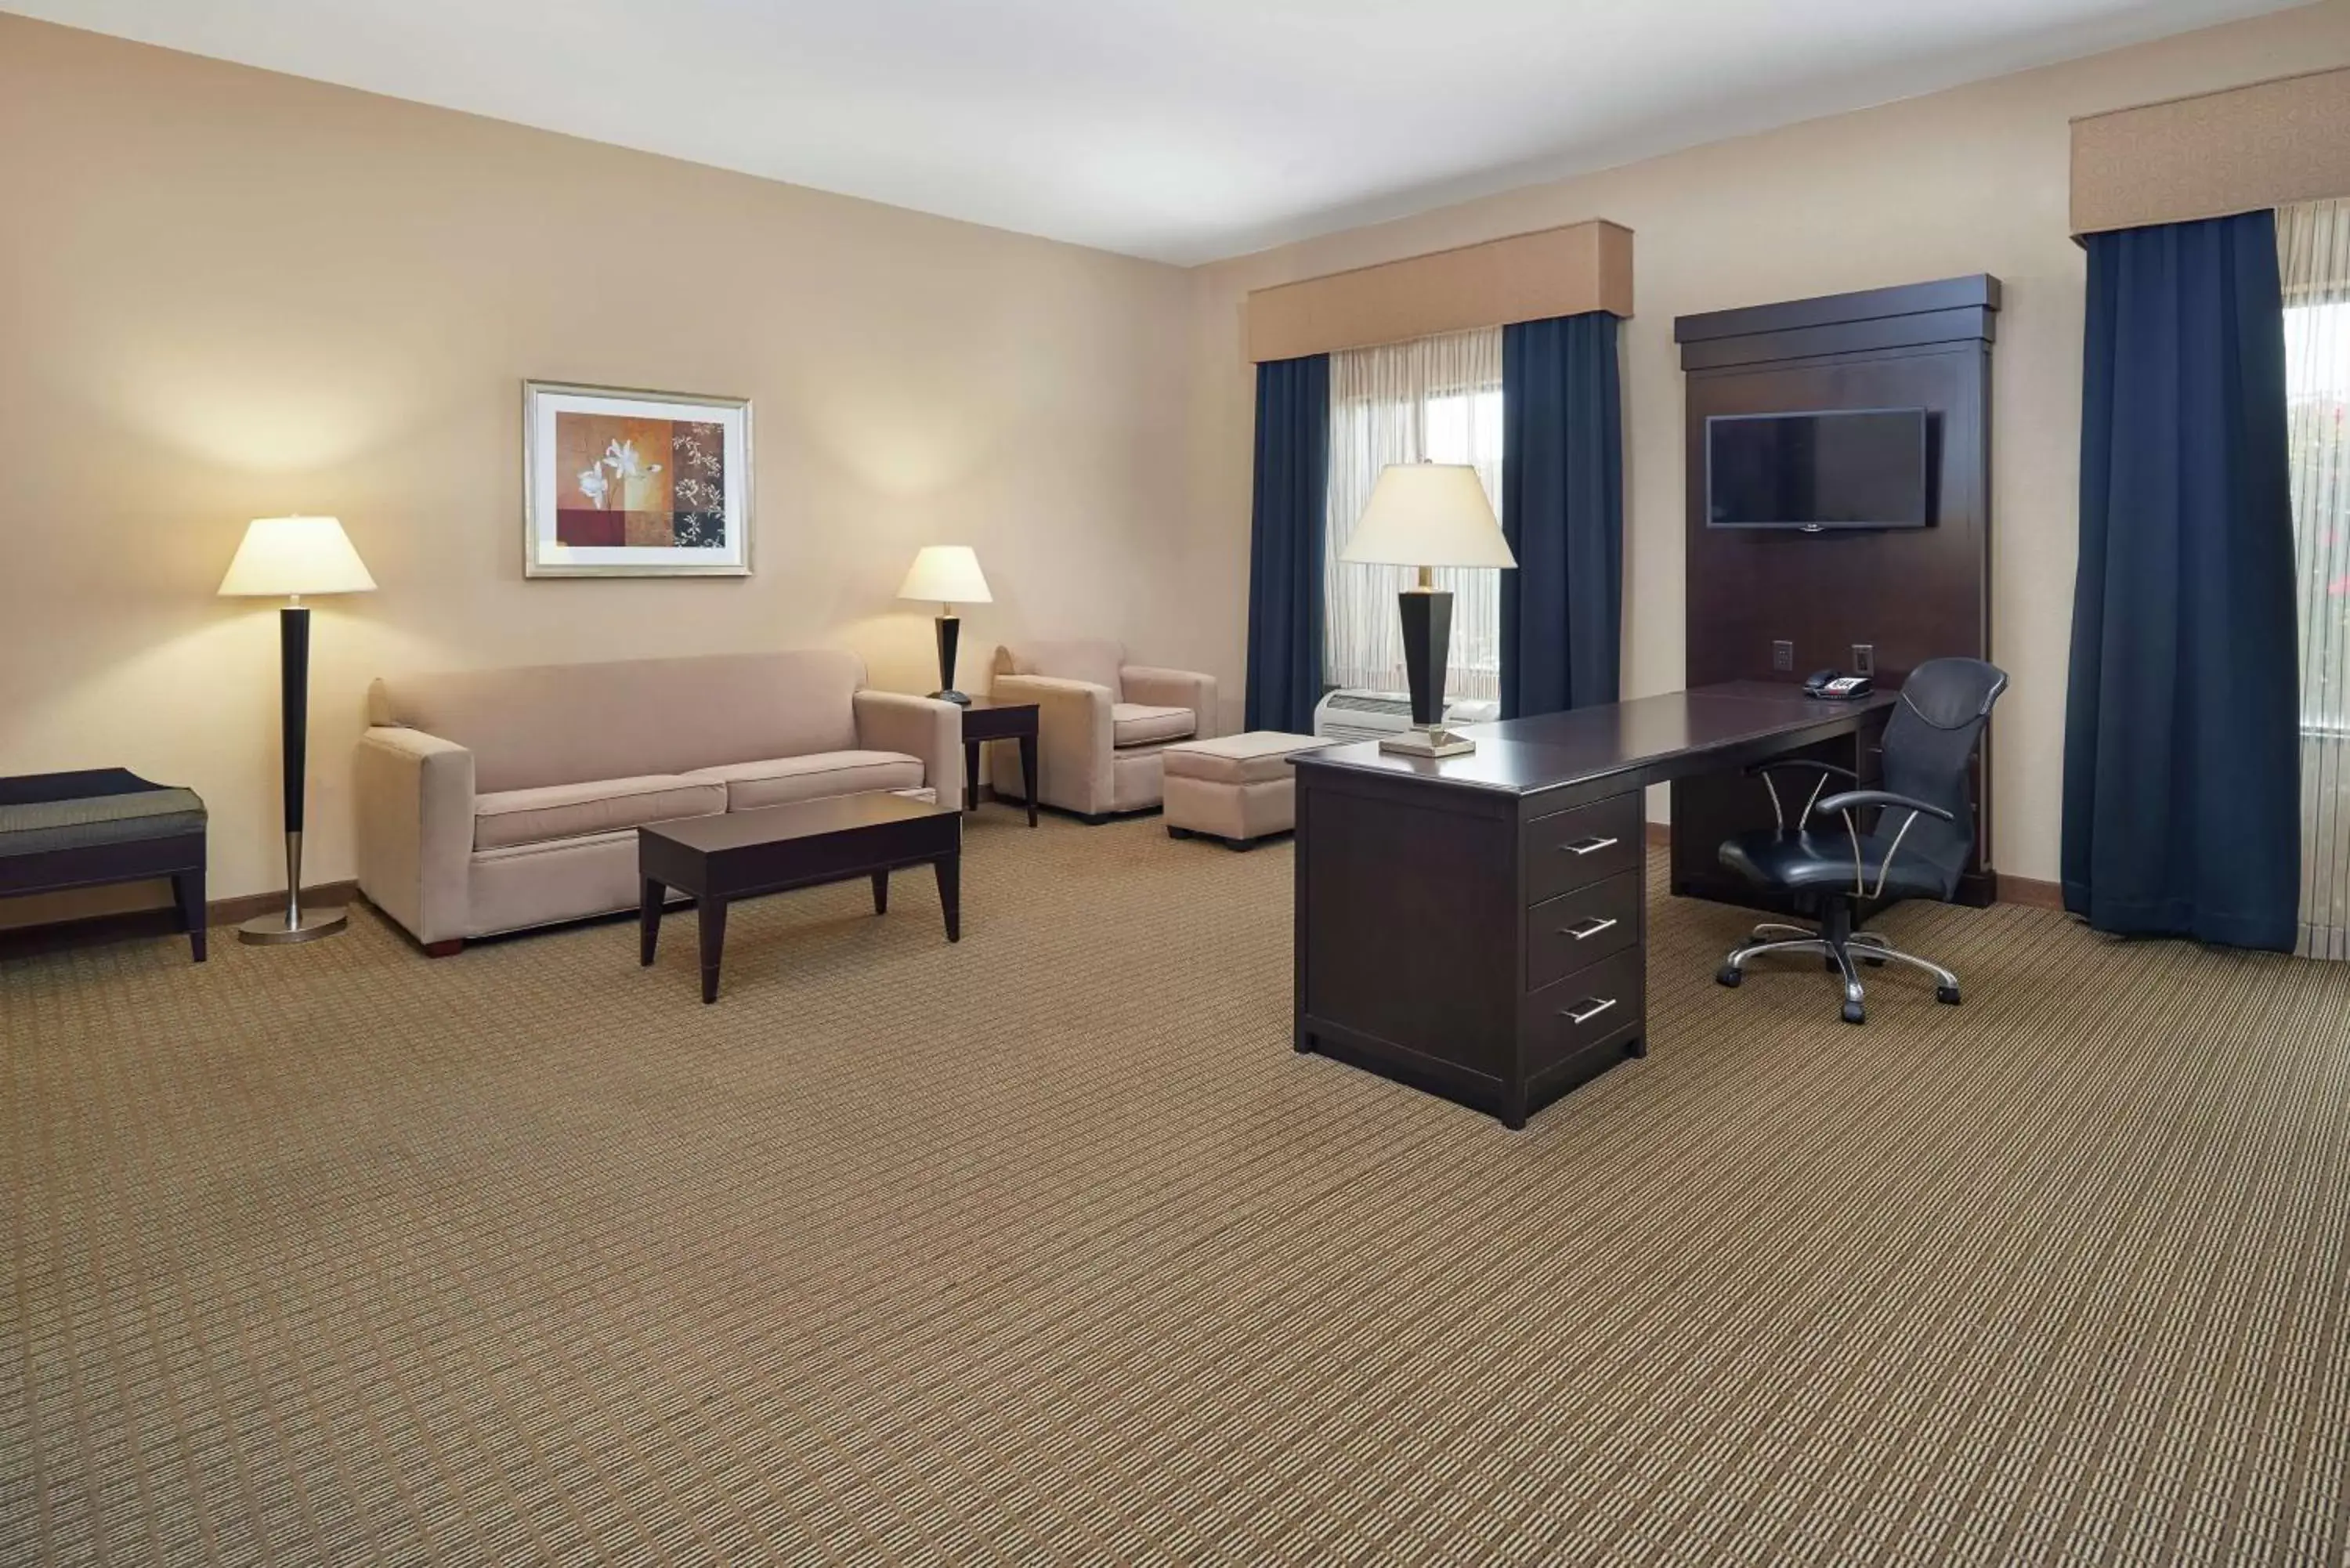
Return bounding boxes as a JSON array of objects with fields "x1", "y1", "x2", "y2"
[
  {"x1": 0, "y1": 770, "x2": 209, "y2": 962},
  {"x1": 1162, "y1": 732, "x2": 1326, "y2": 849}
]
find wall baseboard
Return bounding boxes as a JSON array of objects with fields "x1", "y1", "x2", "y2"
[
  {"x1": 1652, "y1": 818, "x2": 2063, "y2": 912},
  {"x1": 1995, "y1": 873, "x2": 2064, "y2": 911},
  {"x1": 0, "y1": 881, "x2": 362, "y2": 959}
]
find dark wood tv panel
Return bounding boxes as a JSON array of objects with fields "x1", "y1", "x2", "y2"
[
  {"x1": 1291, "y1": 682, "x2": 1896, "y2": 1129},
  {"x1": 1673, "y1": 275, "x2": 1999, "y2": 909}
]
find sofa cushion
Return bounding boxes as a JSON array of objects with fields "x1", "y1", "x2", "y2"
[
  {"x1": 1112, "y1": 704, "x2": 1195, "y2": 748},
  {"x1": 474, "y1": 775, "x2": 726, "y2": 851},
  {"x1": 997, "y1": 639, "x2": 1126, "y2": 699},
  {"x1": 371, "y1": 650, "x2": 868, "y2": 793},
  {"x1": 687, "y1": 750, "x2": 926, "y2": 811}
]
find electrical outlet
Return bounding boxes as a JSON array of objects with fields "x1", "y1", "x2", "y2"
[
  {"x1": 1772, "y1": 640, "x2": 1794, "y2": 673},
  {"x1": 1851, "y1": 643, "x2": 1875, "y2": 677}
]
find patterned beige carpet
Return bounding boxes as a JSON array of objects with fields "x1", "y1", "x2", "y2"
[{"x1": 5, "y1": 811, "x2": 2349, "y2": 1566}]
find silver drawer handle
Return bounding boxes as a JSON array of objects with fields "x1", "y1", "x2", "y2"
[
  {"x1": 1558, "y1": 835, "x2": 1619, "y2": 856},
  {"x1": 1559, "y1": 916, "x2": 1618, "y2": 941},
  {"x1": 1562, "y1": 996, "x2": 1618, "y2": 1027}
]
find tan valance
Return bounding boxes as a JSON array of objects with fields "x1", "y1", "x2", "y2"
[
  {"x1": 2072, "y1": 67, "x2": 2350, "y2": 236},
  {"x1": 1244, "y1": 219, "x2": 1632, "y2": 363}
]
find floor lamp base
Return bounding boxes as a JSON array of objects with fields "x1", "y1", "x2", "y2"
[{"x1": 237, "y1": 905, "x2": 349, "y2": 945}]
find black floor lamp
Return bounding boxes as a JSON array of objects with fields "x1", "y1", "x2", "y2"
[
  {"x1": 217, "y1": 515, "x2": 377, "y2": 943},
  {"x1": 1338, "y1": 463, "x2": 1517, "y2": 757}
]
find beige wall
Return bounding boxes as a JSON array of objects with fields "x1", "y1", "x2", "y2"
[
  {"x1": 0, "y1": 16, "x2": 1194, "y2": 916},
  {"x1": 1180, "y1": 0, "x2": 2350, "y2": 884},
  {"x1": 11, "y1": 5, "x2": 2350, "y2": 921}
]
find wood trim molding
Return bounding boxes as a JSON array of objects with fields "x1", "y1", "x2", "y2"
[
  {"x1": 1245, "y1": 219, "x2": 1633, "y2": 363},
  {"x1": 0, "y1": 880, "x2": 361, "y2": 959},
  {"x1": 2072, "y1": 67, "x2": 2350, "y2": 236},
  {"x1": 1995, "y1": 873, "x2": 2066, "y2": 912},
  {"x1": 1654, "y1": 815, "x2": 2062, "y2": 912}
]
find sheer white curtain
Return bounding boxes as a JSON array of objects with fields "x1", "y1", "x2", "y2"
[
  {"x1": 1325, "y1": 328, "x2": 1504, "y2": 699},
  {"x1": 2283, "y1": 197, "x2": 2350, "y2": 956}
]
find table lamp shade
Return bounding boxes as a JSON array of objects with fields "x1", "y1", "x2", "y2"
[
  {"x1": 218, "y1": 516, "x2": 377, "y2": 598},
  {"x1": 1339, "y1": 464, "x2": 1516, "y2": 570},
  {"x1": 896, "y1": 546, "x2": 992, "y2": 605}
]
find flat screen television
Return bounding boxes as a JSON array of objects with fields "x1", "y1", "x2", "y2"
[{"x1": 1705, "y1": 407, "x2": 1931, "y2": 530}]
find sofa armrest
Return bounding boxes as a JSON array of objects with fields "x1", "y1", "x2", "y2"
[
  {"x1": 1121, "y1": 666, "x2": 1220, "y2": 739},
  {"x1": 990, "y1": 674, "x2": 1116, "y2": 815},
  {"x1": 353, "y1": 726, "x2": 475, "y2": 946},
  {"x1": 853, "y1": 689, "x2": 965, "y2": 811}
]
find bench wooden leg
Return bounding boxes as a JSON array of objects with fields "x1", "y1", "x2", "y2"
[{"x1": 172, "y1": 869, "x2": 207, "y2": 963}]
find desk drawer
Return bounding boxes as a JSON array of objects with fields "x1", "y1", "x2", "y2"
[
  {"x1": 1522, "y1": 945, "x2": 1646, "y2": 1079},
  {"x1": 1526, "y1": 870, "x2": 1641, "y2": 991},
  {"x1": 1523, "y1": 792, "x2": 1643, "y2": 903}
]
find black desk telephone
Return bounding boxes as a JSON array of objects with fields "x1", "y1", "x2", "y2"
[{"x1": 1803, "y1": 668, "x2": 1875, "y2": 701}]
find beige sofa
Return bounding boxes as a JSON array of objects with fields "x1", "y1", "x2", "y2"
[
  {"x1": 987, "y1": 641, "x2": 1217, "y2": 819},
  {"x1": 355, "y1": 650, "x2": 960, "y2": 952}
]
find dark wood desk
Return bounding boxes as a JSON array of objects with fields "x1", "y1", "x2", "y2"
[
  {"x1": 1291, "y1": 681, "x2": 1897, "y2": 1128},
  {"x1": 957, "y1": 698, "x2": 1039, "y2": 826}
]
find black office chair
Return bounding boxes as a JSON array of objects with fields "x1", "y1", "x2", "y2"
[{"x1": 1713, "y1": 657, "x2": 2008, "y2": 1024}]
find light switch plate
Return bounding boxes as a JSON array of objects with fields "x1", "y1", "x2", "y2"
[
  {"x1": 1851, "y1": 643, "x2": 1875, "y2": 676},
  {"x1": 1772, "y1": 640, "x2": 1794, "y2": 672}
]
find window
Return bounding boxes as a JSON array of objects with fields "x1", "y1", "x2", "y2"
[
  {"x1": 1324, "y1": 328, "x2": 1504, "y2": 700},
  {"x1": 2283, "y1": 197, "x2": 2350, "y2": 955}
]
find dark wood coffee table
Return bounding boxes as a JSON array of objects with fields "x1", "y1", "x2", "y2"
[
  {"x1": 638, "y1": 793, "x2": 962, "y2": 1003},
  {"x1": 959, "y1": 697, "x2": 1039, "y2": 826}
]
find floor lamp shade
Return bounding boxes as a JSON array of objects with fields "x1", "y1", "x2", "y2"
[
  {"x1": 897, "y1": 546, "x2": 992, "y2": 705},
  {"x1": 218, "y1": 517, "x2": 375, "y2": 944},
  {"x1": 1339, "y1": 464, "x2": 1517, "y2": 757}
]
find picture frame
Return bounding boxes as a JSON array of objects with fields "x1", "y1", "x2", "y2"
[{"x1": 522, "y1": 380, "x2": 753, "y2": 578}]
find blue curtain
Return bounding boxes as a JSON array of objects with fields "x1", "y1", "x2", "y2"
[
  {"x1": 1245, "y1": 354, "x2": 1330, "y2": 733},
  {"x1": 2062, "y1": 211, "x2": 2299, "y2": 950},
  {"x1": 1501, "y1": 313, "x2": 1623, "y2": 718}
]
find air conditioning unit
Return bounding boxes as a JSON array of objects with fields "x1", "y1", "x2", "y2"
[{"x1": 1313, "y1": 688, "x2": 1500, "y2": 745}]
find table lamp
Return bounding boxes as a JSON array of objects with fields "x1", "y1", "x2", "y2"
[
  {"x1": 896, "y1": 545, "x2": 992, "y2": 705},
  {"x1": 218, "y1": 515, "x2": 376, "y2": 943},
  {"x1": 1338, "y1": 463, "x2": 1517, "y2": 757}
]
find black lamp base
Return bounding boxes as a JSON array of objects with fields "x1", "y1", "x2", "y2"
[
  {"x1": 931, "y1": 612, "x2": 967, "y2": 706},
  {"x1": 1381, "y1": 587, "x2": 1473, "y2": 756}
]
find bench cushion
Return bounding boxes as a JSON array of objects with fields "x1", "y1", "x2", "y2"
[
  {"x1": 0, "y1": 770, "x2": 208, "y2": 857},
  {"x1": 1162, "y1": 731, "x2": 1325, "y2": 786}
]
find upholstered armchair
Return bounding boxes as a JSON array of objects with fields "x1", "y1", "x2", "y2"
[{"x1": 987, "y1": 641, "x2": 1217, "y2": 820}]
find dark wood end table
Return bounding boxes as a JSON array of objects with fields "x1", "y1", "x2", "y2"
[
  {"x1": 638, "y1": 793, "x2": 962, "y2": 1003},
  {"x1": 958, "y1": 697, "x2": 1039, "y2": 826}
]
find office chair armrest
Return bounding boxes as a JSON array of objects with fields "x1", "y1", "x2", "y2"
[
  {"x1": 1745, "y1": 759, "x2": 1857, "y2": 831},
  {"x1": 1811, "y1": 789, "x2": 1955, "y2": 825},
  {"x1": 1813, "y1": 789, "x2": 1954, "y2": 901}
]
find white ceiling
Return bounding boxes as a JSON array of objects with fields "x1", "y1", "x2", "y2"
[{"x1": 2, "y1": 0, "x2": 2308, "y2": 263}]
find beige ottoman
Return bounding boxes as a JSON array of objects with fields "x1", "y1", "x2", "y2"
[{"x1": 1162, "y1": 731, "x2": 1325, "y2": 848}]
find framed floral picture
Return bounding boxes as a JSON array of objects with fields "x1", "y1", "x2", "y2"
[{"x1": 522, "y1": 381, "x2": 752, "y2": 577}]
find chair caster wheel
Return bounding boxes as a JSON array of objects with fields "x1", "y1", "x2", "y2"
[
  {"x1": 1841, "y1": 1000, "x2": 1866, "y2": 1025},
  {"x1": 1824, "y1": 956, "x2": 1840, "y2": 972},
  {"x1": 1716, "y1": 965, "x2": 1742, "y2": 988},
  {"x1": 1861, "y1": 955, "x2": 1885, "y2": 967},
  {"x1": 1936, "y1": 985, "x2": 1961, "y2": 1005}
]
